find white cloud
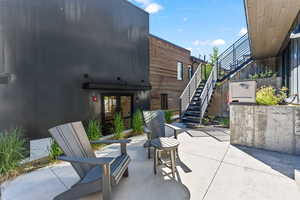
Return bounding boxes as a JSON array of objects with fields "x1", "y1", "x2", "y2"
[
  {"x1": 193, "y1": 39, "x2": 225, "y2": 46},
  {"x1": 193, "y1": 40, "x2": 210, "y2": 46},
  {"x1": 211, "y1": 39, "x2": 226, "y2": 46},
  {"x1": 238, "y1": 27, "x2": 247, "y2": 36},
  {"x1": 132, "y1": 0, "x2": 151, "y2": 6},
  {"x1": 187, "y1": 47, "x2": 193, "y2": 52},
  {"x1": 145, "y1": 3, "x2": 163, "y2": 14},
  {"x1": 130, "y1": 0, "x2": 163, "y2": 14},
  {"x1": 183, "y1": 17, "x2": 188, "y2": 22}
]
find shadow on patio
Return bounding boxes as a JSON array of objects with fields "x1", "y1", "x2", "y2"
[{"x1": 233, "y1": 145, "x2": 300, "y2": 179}]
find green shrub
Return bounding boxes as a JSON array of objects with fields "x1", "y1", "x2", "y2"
[
  {"x1": 249, "y1": 70, "x2": 276, "y2": 80},
  {"x1": 86, "y1": 119, "x2": 102, "y2": 141},
  {"x1": 202, "y1": 117, "x2": 210, "y2": 125},
  {"x1": 113, "y1": 112, "x2": 125, "y2": 139},
  {"x1": 132, "y1": 110, "x2": 144, "y2": 135},
  {"x1": 164, "y1": 110, "x2": 172, "y2": 123},
  {"x1": 208, "y1": 115, "x2": 215, "y2": 121},
  {"x1": 0, "y1": 128, "x2": 26, "y2": 175},
  {"x1": 203, "y1": 64, "x2": 213, "y2": 80},
  {"x1": 256, "y1": 86, "x2": 287, "y2": 105},
  {"x1": 49, "y1": 140, "x2": 63, "y2": 160},
  {"x1": 221, "y1": 118, "x2": 230, "y2": 127}
]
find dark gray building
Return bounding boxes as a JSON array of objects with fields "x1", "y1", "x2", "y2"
[{"x1": 0, "y1": 0, "x2": 150, "y2": 139}]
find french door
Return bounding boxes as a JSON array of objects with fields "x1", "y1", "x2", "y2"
[{"x1": 101, "y1": 94, "x2": 133, "y2": 135}]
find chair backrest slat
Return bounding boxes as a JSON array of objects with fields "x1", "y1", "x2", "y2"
[
  {"x1": 49, "y1": 121, "x2": 95, "y2": 178},
  {"x1": 143, "y1": 110, "x2": 166, "y2": 139}
]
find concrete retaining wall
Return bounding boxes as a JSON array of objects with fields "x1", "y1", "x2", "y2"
[
  {"x1": 230, "y1": 104, "x2": 300, "y2": 155},
  {"x1": 208, "y1": 77, "x2": 282, "y2": 117}
]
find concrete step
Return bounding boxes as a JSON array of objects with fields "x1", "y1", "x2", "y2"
[
  {"x1": 187, "y1": 105, "x2": 201, "y2": 111},
  {"x1": 182, "y1": 117, "x2": 201, "y2": 124},
  {"x1": 184, "y1": 111, "x2": 201, "y2": 116},
  {"x1": 192, "y1": 97, "x2": 201, "y2": 101},
  {"x1": 190, "y1": 102, "x2": 201, "y2": 106}
]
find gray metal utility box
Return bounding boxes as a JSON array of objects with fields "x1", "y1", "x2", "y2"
[{"x1": 229, "y1": 80, "x2": 257, "y2": 103}]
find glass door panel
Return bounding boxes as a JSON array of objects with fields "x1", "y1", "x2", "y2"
[
  {"x1": 120, "y1": 96, "x2": 132, "y2": 129},
  {"x1": 102, "y1": 94, "x2": 133, "y2": 135}
]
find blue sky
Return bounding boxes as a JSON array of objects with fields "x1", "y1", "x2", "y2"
[{"x1": 128, "y1": 0, "x2": 247, "y2": 60}]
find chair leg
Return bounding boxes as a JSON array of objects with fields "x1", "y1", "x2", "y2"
[
  {"x1": 123, "y1": 167, "x2": 129, "y2": 177},
  {"x1": 154, "y1": 148, "x2": 157, "y2": 175},
  {"x1": 102, "y1": 163, "x2": 111, "y2": 200},
  {"x1": 148, "y1": 146, "x2": 151, "y2": 159}
]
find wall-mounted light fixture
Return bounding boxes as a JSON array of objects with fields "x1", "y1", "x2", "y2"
[{"x1": 0, "y1": 73, "x2": 14, "y2": 84}]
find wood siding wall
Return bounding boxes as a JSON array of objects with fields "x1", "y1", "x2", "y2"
[{"x1": 149, "y1": 35, "x2": 200, "y2": 110}]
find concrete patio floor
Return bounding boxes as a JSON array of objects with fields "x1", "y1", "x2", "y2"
[{"x1": 1, "y1": 127, "x2": 300, "y2": 200}]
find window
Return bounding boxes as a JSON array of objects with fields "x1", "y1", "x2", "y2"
[
  {"x1": 160, "y1": 94, "x2": 168, "y2": 110},
  {"x1": 177, "y1": 62, "x2": 183, "y2": 80},
  {"x1": 188, "y1": 65, "x2": 193, "y2": 80}
]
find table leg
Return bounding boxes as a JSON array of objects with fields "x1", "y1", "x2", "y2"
[{"x1": 170, "y1": 150, "x2": 176, "y2": 178}]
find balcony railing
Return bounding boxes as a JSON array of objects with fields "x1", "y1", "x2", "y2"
[{"x1": 217, "y1": 34, "x2": 251, "y2": 81}]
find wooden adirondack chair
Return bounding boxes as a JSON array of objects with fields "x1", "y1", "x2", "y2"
[
  {"x1": 49, "y1": 121, "x2": 131, "y2": 200},
  {"x1": 142, "y1": 110, "x2": 182, "y2": 158}
]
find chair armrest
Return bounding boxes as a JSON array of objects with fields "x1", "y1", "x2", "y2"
[
  {"x1": 91, "y1": 139, "x2": 131, "y2": 145},
  {"x1": 58, "y1": 156, "x2": 115, "y2": 165},
  {"x1": 91, "y1": 139, "x2": 131, "y2": 155},
  {"x1": 165, "y1": 123, "x2": 182, "y2": 131},
  {"x1": 143, "y1": 127, "x2": 151, "y2": 134},
  {"x1": 165, "y1": 123, "x2": 183, "y2": 139}
]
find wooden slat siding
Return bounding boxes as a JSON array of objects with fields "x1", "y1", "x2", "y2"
[
  {"x1": 149, "y1": 35, "x2": 203, "y2": 110},
  {"x1": 49, "y1": 122, "x2": 95, "y2": 179},
  {"x1": 246, "y1": 0, "x2": 300, "y2": 59}
]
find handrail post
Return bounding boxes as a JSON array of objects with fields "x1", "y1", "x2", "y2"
[
  {"x1": 188, "y1": 86, "x2": 190, "y2": 102},
  {"x1": 195, "y1": 74, "x2": 197, "y2": 89},
  {"x1": 179, "y1": 99, "x2": 182, "y2": 121},
  {"x1": 216, "y1": 58, "x2": 219, "y2": 81}
]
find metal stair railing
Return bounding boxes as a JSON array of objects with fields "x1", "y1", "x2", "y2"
[
  {"x1": 199, "y1": 65, "x2": 217, "y2": 119},
  {"x1": 217, "y1": 33, "x2": 251, "y2": 81},
  {"x1": 179, "y1": 65, "x2": 202, "y2": 117}
]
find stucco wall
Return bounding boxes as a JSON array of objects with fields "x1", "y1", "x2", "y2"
[{"x1": 230, "y1": 104, "x2": 300, "y2": 155}]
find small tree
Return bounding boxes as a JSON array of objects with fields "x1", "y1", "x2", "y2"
[
  {"x1": 132, "y1": 110, "x2": 144, "y2": 135},
  {"x1": 114, "y1": 113, "x2": 125, "y2": 139},
  {"x1": 86, "y1": 119, "x2": 102, "y2": 141},
  {"x1": 0, "y1": 128, "x2": 26, "y2": 175},
  {"x1": 164, "y1": 110, "x2": 172, "y2": 123},
  {"x1": 210, "y1": 47, "x2": 219, "y2": 65},
  {"x1": 49, "y1": 140, "x2": 63, "y2": 160}
]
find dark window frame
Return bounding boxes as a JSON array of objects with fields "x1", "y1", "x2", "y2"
[
  {"x1": 160, "y1": 93, "x2": 168, "y2": 110},
  {"x1": 177, "y1": 61, "x2": 184, "y2": 80}
]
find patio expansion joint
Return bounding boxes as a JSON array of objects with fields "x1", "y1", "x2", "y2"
[
  {"x1": 49, "y1": 167, "x2": 69, "y2": 190},
  {"x1": 201, "y1": 144, "x2": 230, "y2": 200}
]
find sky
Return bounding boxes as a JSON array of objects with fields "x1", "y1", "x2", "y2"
[{"x1": 128, "y1": 0, "x2": 247, "y2": 61}]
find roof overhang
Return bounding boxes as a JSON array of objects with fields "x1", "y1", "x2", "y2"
[
  {"x1": 83, "y1": 82, "x2": 152, "y2": 91},
  {"x1": 245, "y1": 0, "x2": 300, "y2": 59}
]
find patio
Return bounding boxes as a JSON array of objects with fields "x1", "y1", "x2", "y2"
[{"x1": 1, "y1": 127, "x2": 300, "y2": 200}]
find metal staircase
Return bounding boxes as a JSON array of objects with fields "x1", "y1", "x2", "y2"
[
  {"x1": 179, "y1": 65, "x2": 217, "y2": 125},
  {"x1": 179, "y1": 34, "x2": 252, "y2": 125},
  {"x1": 217, "y1": 34, "x2": 252, "y2": 82}
]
